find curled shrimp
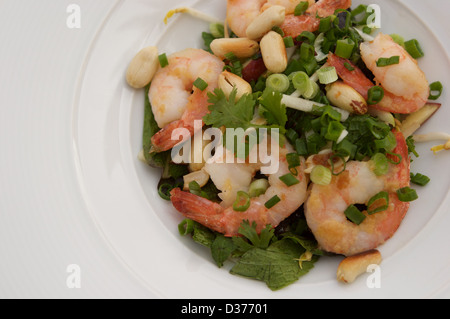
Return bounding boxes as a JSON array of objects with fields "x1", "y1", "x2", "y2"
[
  {"x1": 170, "y1": 138, "x2": 308, "y2": 236},
  {"x1": 328, "y1": 33, "x2": 430, "y2": 114},
  {"x1": 304, "y1": 130, "x2": 411, "y2": 256},
  {"x1": 149, "y1": 48, "x2": 224, "y2": 153},
  {"x1": 226, "y1": 0, "x2": 351, "y2": 39}
]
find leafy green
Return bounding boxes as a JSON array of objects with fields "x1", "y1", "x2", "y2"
[
  {"x1": 211, "y1": 235, "x2": 236, "y2": 268},
  {"x1": 203, "y1": 88, "x2": 256, "y2": 130},
  {"x1": 237, "y1": 221, "x2": 275, "y2": 250},
  {"x1": 258, "y1": 89, "x2": 288, "y2": 133}
]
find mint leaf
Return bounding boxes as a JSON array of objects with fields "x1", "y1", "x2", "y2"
[{"x1": 211, "y1": 235, "x2": 236, "y2": 268}]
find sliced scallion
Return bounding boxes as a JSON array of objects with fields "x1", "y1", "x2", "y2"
[
  {"x1": 233, "y1": 191, "x2": 251, "y2": 212},
  {"x1": 310, "y1": 165, "x2": 332, "y2": 186},
  {"x1": 318, "y1": 66, "x2": 338, "y2": 85},
  {"x1": 344, "y1": 205, "x2": 366, "y2": 225},
  {"x1": 158, "y1": 53, "x2": 169, "y2": 68},
  {"x1": 371, "y1": 153, "x2": 389, "y2": 176},
  {"x1": 279, "y1": 173, "x2": 300, "y2": 187},
  {"x1": 291, "y1": 71, "x2": 310, "y2": 94},
  {"x1": 396, "y1": 187, "x2": 419, "y2": 202},
  {"x1": 265, "y1": 195, "x2": 281, "y2": 209},
  {"x1": 367, "y1": 86, "x2": 385, "y2": 105},
  {"x1": 335, "y1": 38, "x2": 355, "y2": 59},
  {"x1": 249, "y1": 179, "x2": 270, "y2": 198},
  {"x1": 284, "y1": 36, "x2": 295, "y2": 48},
  {"x1": 178, "y1": 219, "x2": 195, "y2": 236},
  {"x1": 294, "y1": 1, "x2": 309, "y2": 16},
  {"x1": 266, "y1": 74, "x2": 290, "y2": 93},
  {"x1": 410, "y1": 173, "x2": 431, "y2": 187},
  {"x1": 390, "y1": 34, "x2": 405, "y2": 47},
  {"x1": 376, "y1": 56, "x2": 400, "y2": 67},
  {"x1": 367, "y1": 191, "x2": 389, "y2": 215},
  {"x1": 428, "y1": 81, "x2": 443, "y2": 100},
  {"x1": 404, "y1": 39, "x2": 424, "y2": 59},
  {"x1": 193, "y1": 77, "x2": 208, "y2": 91}
]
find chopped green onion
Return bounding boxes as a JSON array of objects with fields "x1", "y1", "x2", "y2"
[
  {"x1": 325, "y1": 121, "x2": 345, "y2": 142},
  {"x1": 286, "y1": 129, "x2": 299, "y2": 143},
  {"x1": 367, "y1": 191, "x2": 389, "y2": 215},
  {"x1": 428, "y1": 81, "x2": 443, "y2": 100},
  {"x1": 233, "y1": 191, "x2": 251, "y2": 212},
  {"x1": 371, "y1": 153, "x2": 389, "y2": 176},
  {"x1": 344, "y1": 62, "x2": 355, "y2": 71},
  {"x1": 294, "y1": 1, "x2": 309, "y2": 16},
  {"x1": 303, "y1": 80, "x2": 320, "y2": 99},
  {"x1": 410, "y1": 173, "x2": 431, "y2": 187},
  {"x1": 193, "y1": 77, "x2": 208, "y2": 91},
  {"x1": 318, "y1": 16, "x2": 333, "y2": 33},
  {"x1": 310, "y1": 165, "x2": 332, "y2": 186},
  {"x1": 335, "y1": 39, "x2": 355, "y2": 59},
  {"x1": 335, "y1": 139, "x2": 357, "y2": 158},
  {"x1": 158, "y1": 53, "x2": 169, "y2": 68},
  {"x1": 209, "y1": 23, "x2": 224, "y2": 38},
  {"x1": 374, "y1": 132, "x2": 397, "y2": 152},
  {"x1": 266, "y1": 74, "x2": 290, "y2": 93},
  {"x1": 376, "y1": 56, "x2": 400, "y2": 67},
  {"x1": 249, "y1": 179, "x2": 270, "y2": 198},
  {"x1": 404, "y1": 39, "x2": 424, "y2": 59},
  {"x1": 329, "y1": 154, "x2": 347, "y2": 176},
  {"x1": 286, "y1": 153, "x2": 301, "y2": 169},
  {"x1": 318, "y1": 66, "x2": 338, "y2": 85},
  {"x1": 189, "y1": 181, "x2": 208, "y2": 198},
  {"x1": 271, "y1": 26, "x2": 285, "y2": 37},
  {"x1": 396, "y1": 187, "x2": 419, "y2": 202},
  {"x1": 158, "y1": 183, "x2": 173, "y2": 201},
  {"x1": 291, "y1": 71, "x2": 310, "y2": 94},
  {"x1": 265, "y1": 195, "x2": 281, "y2": 209},
  {"x1": 178, "y1": 219, "x2": 195, "y2": 236},
  {"x1": 279, "y1": 173, "x2": 300, "y2": 187},
  {"x1": 390, "y1": 34, "x2": 405, "y2": 47},
  {"x1": 300, "y1": 43, "x2": 315, "y2": 61},
  {"x1": 367, "y1": 86, "x2": 385, "y2": 105},
  {"x1": 295, "y1": 138, "x2": 308, "y2": 156},
  {"x1": 284, "y1": 36, "x2": 295, "y2": 48},
  {"x1": 297, "y1": 31, "x2": 316, "y2": 44},
  {"x1": 344, "y1": 205, "x2": 366, "y2": 225}
]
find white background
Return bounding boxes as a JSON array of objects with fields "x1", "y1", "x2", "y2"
[{"x1": 0, "y1": 0, "x2": 448, "y2": 298}]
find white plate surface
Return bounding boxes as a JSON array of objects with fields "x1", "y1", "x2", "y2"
[{"x1": 1, "y1": 0, "x2": 449, "y2": 298}]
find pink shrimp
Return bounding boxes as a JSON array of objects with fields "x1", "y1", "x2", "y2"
[
  {"x1": 327, "y1": 33, "x2": 430, "y2": 114},
  {"x1": 227, "y1": 0, "x2": 351, "y2": 39},
  {"x1": 304, "y1": 130, "x2": 411, "y2": 256},
  {"x1": 170, "y1": 140, "x2": 309, "y2": 236},
  {"x1": 149, "y1": 48, "x2": 224, "y2": 153}
]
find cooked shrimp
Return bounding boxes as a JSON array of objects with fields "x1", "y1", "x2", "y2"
[
  {"x1": 328, "y1": 34, "x2": 430, "y2": 114},
  {"x1": 304, "y1": 130, "x2": 411, "y2": 256},
  {"x1": 281, "y1": 0, "x2": 351, "y2": 38},
  {"x1": 227, "y1": 0, "x2": 351, "y2": 39},
  {"x1": 149, "y1": 48, "x2": 224, "y2": 153},
  {"x1": 170, "y1": 138, "x2": 308, "y2": 236}
]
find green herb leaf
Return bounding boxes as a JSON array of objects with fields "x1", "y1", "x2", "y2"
[
  {"x1": 258, "y1": 88, "x2": 288, "y2": 133},
  {"x1": 211, "y1": 235, "x2": 237, "y2": 268},
  {"x1": 238, "y1": 220, "x2": 275, "y2": 250},
  {"x1": 203, "y1": 88, "x2": 256, "y2": 130}
]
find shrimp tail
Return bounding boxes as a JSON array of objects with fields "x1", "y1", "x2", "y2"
[
  {"x1": 170, "y1": 188, "x2": 226, "y2": 233},
  {"x1": 150, "y1": 120, "x2": 195, "y2": 153}
]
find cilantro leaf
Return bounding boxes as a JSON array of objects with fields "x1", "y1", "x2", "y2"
[
  {"x1": 211, "y1": 235, "x2": 237, "y2": 268},
  {"x1": 258, "y1": 88, "x2": 288, "y2": 133},
  {"x1": 203, "y1": 88, "x2": 256, "y2": 130},
  {"x1": 237, "y1": 220, "x2": 275, "y2": 250}
]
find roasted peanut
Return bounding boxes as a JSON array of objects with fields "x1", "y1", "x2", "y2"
[
  {"x1": 218, "y1": 71, "x2": 252, "y2": 101},
  {"x1": 126, "y1": 46, "x2": 159, "y2": 89},
  {"x1": 246, "y1": 5, "x2": 286, "y2": 40},
  {"x1": 326, "y1": 81, "x2": 368, "y2": 115},
  {"x1": 210, "y1": 38, "x2": 259, "y2": 60},
  {"x1": 183, "y1": 169, "x2": 210, "y2": 191},
  {"x1": 337, "y1": 250, "x2": 382, "y2": 284},
  {"x1": 260, "y1": 31, "x2": 288, "y2": 74},
  {"x1": 401, "y1": 103, "x2": 441, "y2": 137}
]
